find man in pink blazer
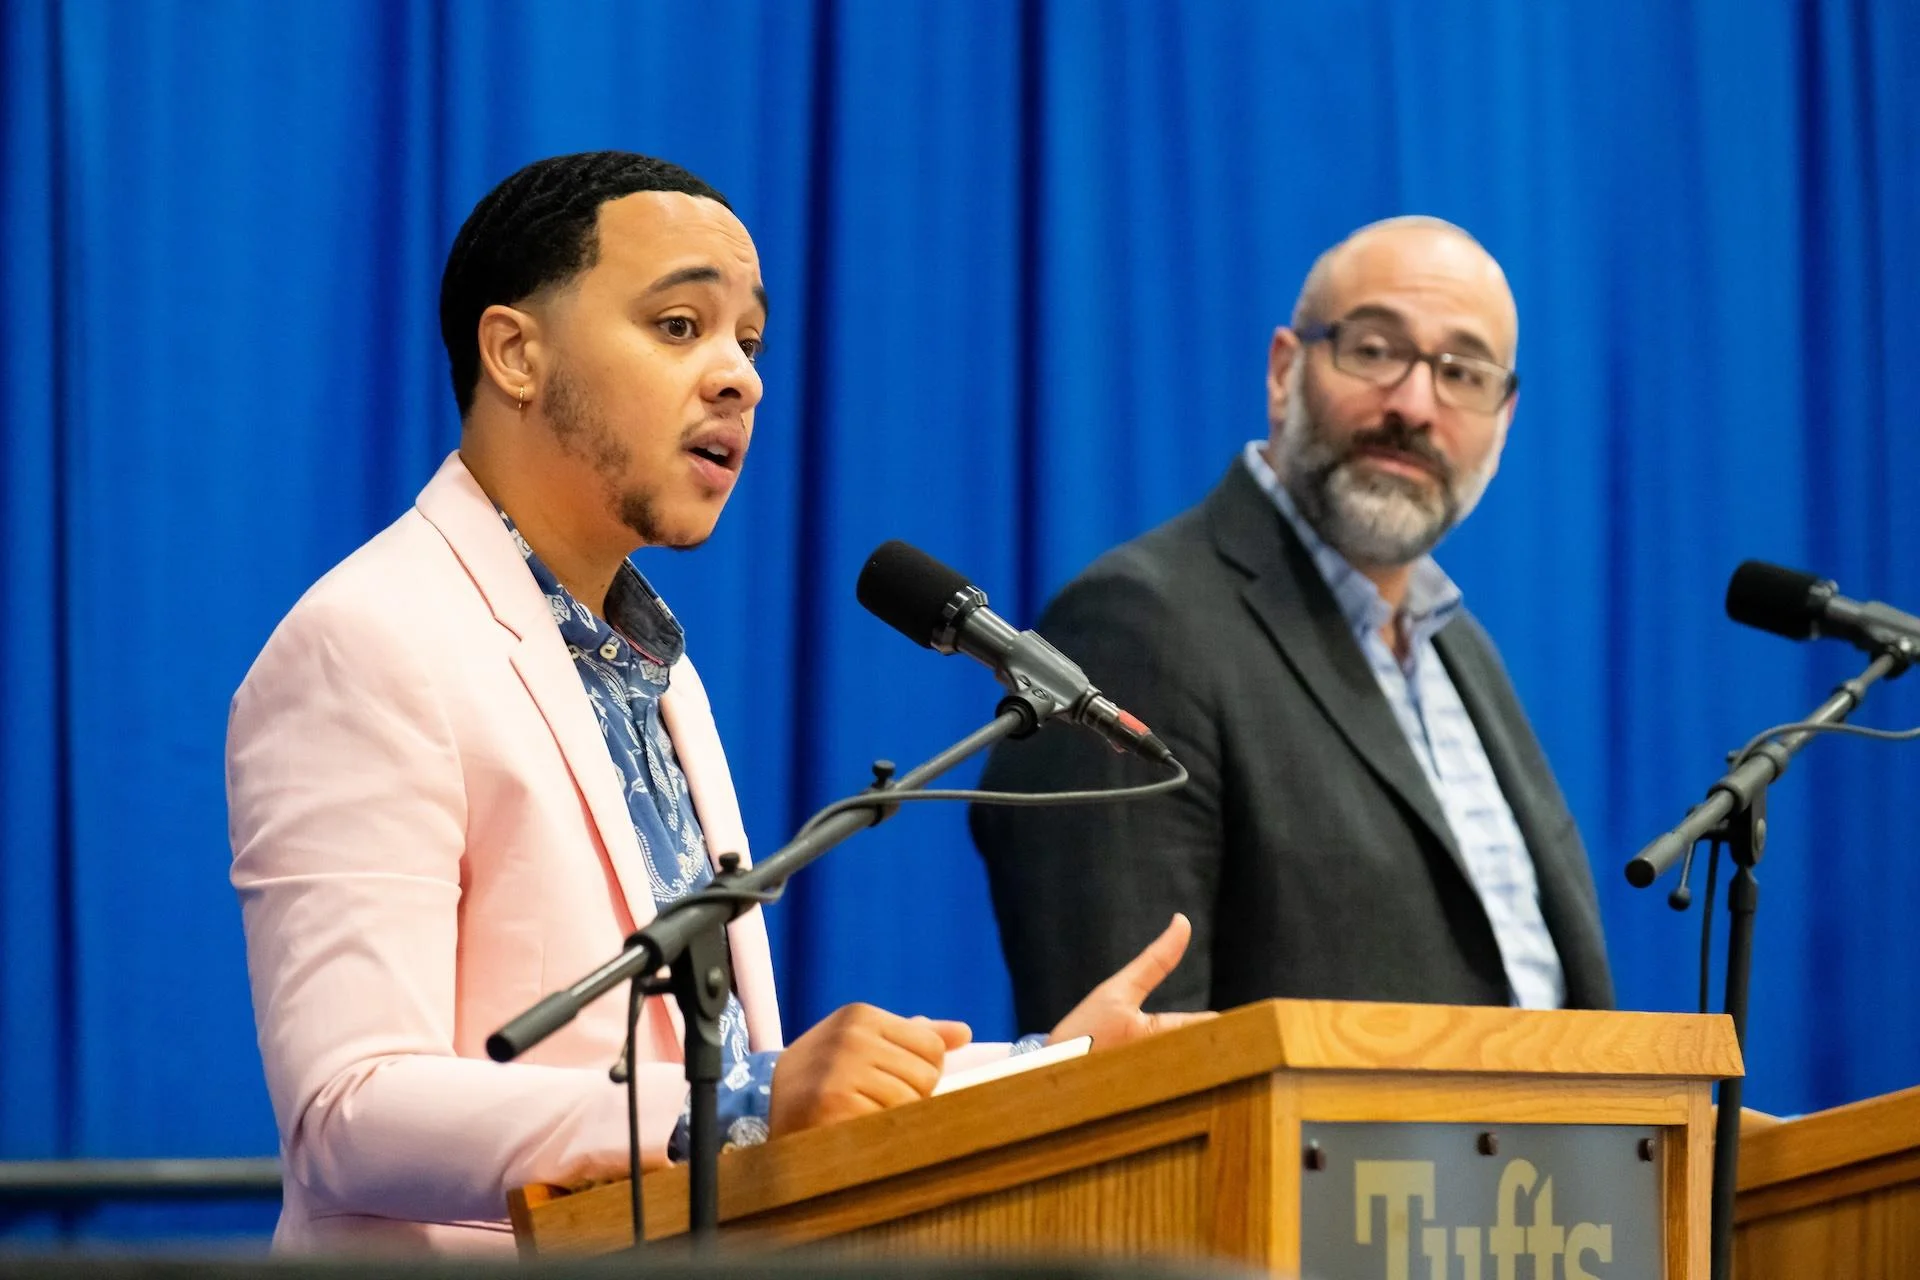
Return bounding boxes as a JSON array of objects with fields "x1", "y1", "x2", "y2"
[{"x1": 228, "y1": 152, "x2": 1197, "y2": 1253}]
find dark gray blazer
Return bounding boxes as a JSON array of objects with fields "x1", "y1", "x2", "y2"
[{"x1": 971, "y1": 461, "x2": 1615, "y2": 1033}]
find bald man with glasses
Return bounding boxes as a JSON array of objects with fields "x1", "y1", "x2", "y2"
[{"x1": 971, "y1": 217, "x2": 1614, "y2": 1030}]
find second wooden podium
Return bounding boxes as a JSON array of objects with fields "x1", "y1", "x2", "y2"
[
  {"x1": 513, "y1": 999, "x2": 1740, "y2": 1276},
  {"x1": 1734, "y1": 1084, "x2": 1920, "y2": 1278}
]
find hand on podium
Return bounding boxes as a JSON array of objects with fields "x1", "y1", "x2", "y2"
[
  {"x1": 769, "y1": 1007, "x2": 974, "y2": 1137},
  {"x1": 764, "y1": 914, "x2": 1208, "y2": 1141},
  {"x1": 1046, "y1": 912, "x2": 1215, "y2": 1052}
]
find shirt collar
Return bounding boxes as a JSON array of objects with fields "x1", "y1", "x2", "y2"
[
  {"x1": 1240, "y1": 439, "x2": 1463, "y2": 648},
  {"x1": 496, "y1": 510, "x2": 686, "y2": 668}
]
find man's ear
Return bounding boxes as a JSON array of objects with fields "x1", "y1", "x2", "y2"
[
  {"x1": 1267, "y1": 326, "x2": 1301, "y2": 424},
  {"x1": 476, "y1": 303, "x2": 541, "y2": 409}
]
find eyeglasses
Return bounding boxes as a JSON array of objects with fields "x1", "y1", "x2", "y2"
[{"x1": 1298, "y1": 321, "x2": 1519, "y2": 414}]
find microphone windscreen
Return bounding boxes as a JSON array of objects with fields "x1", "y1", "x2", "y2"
[
  {"x1": 1726, "y1": 560, "x2": 1826, "y2": 640},
  {"x1": 856, "y1": 540, "x2": 973, "y2": 648}
]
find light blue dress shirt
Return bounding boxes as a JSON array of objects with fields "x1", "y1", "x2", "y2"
[{"x1": 1241, "y1": 442, "x2": 1565, "y2": 1009}]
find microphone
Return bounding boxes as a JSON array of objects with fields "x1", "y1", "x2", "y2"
[
  {"x1": 1726, "y1": 561, "x2": 1920, "y2": 657},
  {"x1": 856, "y1": 540, "x2": 1175, "y2": 765}
]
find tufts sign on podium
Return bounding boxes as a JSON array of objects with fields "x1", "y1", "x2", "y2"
[{"x1": 1301, "y1": 1123, "x2": 1662, "y2": 1279}]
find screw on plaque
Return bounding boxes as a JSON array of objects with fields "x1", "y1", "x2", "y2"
[
  {"x1": 718, "y1": 852, "x2": 742, "y2": 875},
  {"x1": 1477, "y1": 1131, "x2": 1499, "y2": 1157},
  {"x1": 705, "y1": 967, "x2": 728, "y2": 1000},
  {"x1": 1638, "y1": 1137, "x2": 1658, "y2": 1163},
  {"x1": 1303, "y1": 1141, "x2": 1326, "y2": 1172}
]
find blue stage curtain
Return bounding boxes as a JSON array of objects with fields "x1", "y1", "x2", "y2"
[{"x1": 2, "y1": 0, "x2": 1916, "y2": 1242}]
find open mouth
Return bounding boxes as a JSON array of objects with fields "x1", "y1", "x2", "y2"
[{"x1": 684, "y1": 423, "x2": 747, "y2": 474}]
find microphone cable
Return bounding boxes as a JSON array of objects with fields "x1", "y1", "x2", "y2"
[
  {"x1": 674, "y1": 753, "x2": 1189, "y2": 917},
  {"x1": 614, "y1": 746, "x2": 1188, "y2": 1231},
  {"x1": 797, "y1": 758, "x2": 1189, "y2": 837},
  {"x1": 1681, "y1": 714, "x2": 1920, "y2": 1016}
]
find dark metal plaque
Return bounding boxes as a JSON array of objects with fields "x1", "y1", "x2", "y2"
[{"x1": 1298, "y1": 1122, "x2": 1663, "y2": 1279}]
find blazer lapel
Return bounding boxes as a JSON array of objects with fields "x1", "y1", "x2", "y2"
[
  {"x1": 660, "y1": 658, "x2": 785, "y2": 1051},
  {"x1": 504, "y1": 632, "x2": 687, "y2": 1047},
  {"x1": 506, "y1": 645, "x2": 659, "y2": 935},
  {"x1": 1432, "y1": 624, "x2": 1544, "y2": 853},
  {"x1": 1208, "y1": 464, "x2": 1469, "y2": 878},
  {"x1": 412, "y1": 453, "x2": 660, "y2": 934},
  {"x1": 1434, "y1": 622, "x2": 1612, "y2": 1006}
]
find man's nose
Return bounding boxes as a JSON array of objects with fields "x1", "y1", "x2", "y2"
[
  {"x1": 1380, "y1": 357, "x2": 1439, "y2": 425},
  {"x1": 702, "y1": 342, "x2": 764, "y2": 410}
]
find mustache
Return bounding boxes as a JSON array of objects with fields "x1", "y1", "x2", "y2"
[{"x1": 1341, "y1": 417, "x2": 1453, "y2": 483}]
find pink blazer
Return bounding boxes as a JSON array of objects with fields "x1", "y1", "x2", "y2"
[{"x1": 228, "y1": 454, "x2": 784, "y2": 1253}]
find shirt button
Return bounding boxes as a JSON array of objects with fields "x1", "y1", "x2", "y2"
[{"x1": 599, "y1": 641, "x2": 619, "y2": 660}]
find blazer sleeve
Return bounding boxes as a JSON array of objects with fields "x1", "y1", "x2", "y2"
[
  {"x1": 227, "y1": 595, "x2": 685, "y2": 1227},
  {"x1": 970, "y1": 553, "x2": 1224, "y2": 1034}
]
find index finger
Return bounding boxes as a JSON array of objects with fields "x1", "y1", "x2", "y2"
[
  {"x1": 1107, "y1": 912, "x2": 1193, "y2": 1002},
  {"x1": 879, "y1": 1015, "x2": 971, "y2": 1064}
]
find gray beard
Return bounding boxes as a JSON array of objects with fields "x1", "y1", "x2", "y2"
[
  {"x1": 1273, "y1": 382, "x2": 1474, "y2": 569},
  {"x1": 1289, "y1": 452, "x2": 1455, "y2": 568}
]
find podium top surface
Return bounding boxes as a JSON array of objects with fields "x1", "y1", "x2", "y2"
[{"x1": 1206, "y1": 999, "x2": 1740, "y2": 1078}]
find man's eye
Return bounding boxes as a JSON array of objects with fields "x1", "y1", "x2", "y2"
[
  {"x1": 659, "y1": 316, "x2": 697, "y2": 339},
  {"x1": 740, "y1": 337, "x2": 764, "y2": 364},
  {"x1": 1442, "y1": 362, "x2": 1491, "y2": 389},
  {"x1": 1347, "y1": 337, "x2": 1398, "y2": 363}
]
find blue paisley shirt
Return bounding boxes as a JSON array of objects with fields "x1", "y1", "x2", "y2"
[{"x1": 500, "y1": 512, "x2": 778, "y2": 1155}]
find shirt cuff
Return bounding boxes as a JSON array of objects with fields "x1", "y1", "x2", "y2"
[{"x1": 667, "y1": 1048, "x2": 782, "y2": 1161}]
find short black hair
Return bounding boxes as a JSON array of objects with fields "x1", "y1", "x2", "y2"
[{"x1": 438, "y1": 151, "x2": 731, "y2": 416}]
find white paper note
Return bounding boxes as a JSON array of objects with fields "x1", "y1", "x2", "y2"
[{"x1": 929, "y1": 1034, "x2": 1093, "y2": 1097}]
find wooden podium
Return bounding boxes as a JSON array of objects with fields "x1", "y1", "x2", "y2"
[
  {"x1": 1734, "y1": 1084, "x2": 1920, "y2": 1278},
  {"x1": 513, "y1": 999, "x2": 1739, "y2": 1276}
]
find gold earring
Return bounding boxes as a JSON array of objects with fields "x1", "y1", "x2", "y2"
[{"x1": 517, "y1": 384, "x2": 529, "y2": 411}]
